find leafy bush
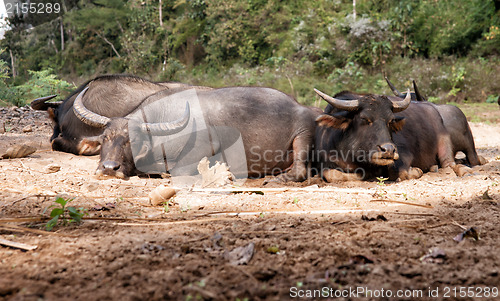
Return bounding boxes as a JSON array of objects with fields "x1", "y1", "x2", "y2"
[{"x1": 16, "y1": 68, "x2": 75, "y2": 106}]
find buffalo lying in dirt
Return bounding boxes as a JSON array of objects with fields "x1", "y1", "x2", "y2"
[
  {"x1": 72, "y1": 86, "x2": 319, "y2": 182},
  {"x1": 313, "y1": 89, "x2": 461, "y2": 181},
  {"x1": 31, "y1": 74, "x2": 209, "y2": 155},
  {"x1": 385, "y1": 77, "x2": 485, "y2": 166}
]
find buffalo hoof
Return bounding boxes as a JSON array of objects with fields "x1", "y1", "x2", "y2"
[
  {"x1": 429, "y1": 165, "x2": 439, "y2": 173},
  {"x1": 478, "y1": 156, "x2": 488, "y2": 165},
  {"x1": 323, "y1": 169, "x2": 362, "y2": 182},
  {"x1": 453, "y1": 164, "x2": 473, "y2": 177},
  {"x1": 398, "y1": 167, "x2": 423, "y2": 181}
]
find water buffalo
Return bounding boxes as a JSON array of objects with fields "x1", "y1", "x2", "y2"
[
  {"x1": 30, "y1": 74, "x2": 207, "y2": 156},
  {"x1": 385, "y1": 77, "x2": 484, "y2": 166},
  {"x1": 313, "y1": 89, "x2": 457, "y2": 181},
  {"x1": 72, "y1": 86, "x2": 319, "y2": 182}
]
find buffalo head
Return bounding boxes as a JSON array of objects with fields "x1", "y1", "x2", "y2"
[
  {"x1": 314, "y1": 88, "x2": 411, "y2": 167},
  {"x1": 72, "y1": 88, "x2": 191, "y2": 178}
]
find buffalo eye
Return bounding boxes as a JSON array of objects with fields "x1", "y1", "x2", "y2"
[{"x1": 361, "y1": 117, "x2": 372, "y2": 125}]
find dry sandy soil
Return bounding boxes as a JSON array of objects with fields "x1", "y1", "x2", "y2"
[{"x1": 0, "y1": 105, "x2": 499, "y2": 301}]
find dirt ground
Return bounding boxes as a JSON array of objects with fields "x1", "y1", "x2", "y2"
[{"x1": 0, "y1": 105, "x2": 499, "y2": 301}]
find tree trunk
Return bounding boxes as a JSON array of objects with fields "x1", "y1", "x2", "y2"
[
  {"x1": 159, "y1": 0, "x2": 163, "y2": 27},
  {"x1": 60, "y1": 18, "x2": 65, "y2": 51},
  {"x1": 9, "y1": 49, "x2": 16, "y2": 78},
  {"x1": 353, "y1": 0, "x2": 356, "y2": 20}
]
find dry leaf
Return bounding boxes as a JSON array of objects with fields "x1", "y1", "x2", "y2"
[
  {"x1": 2, "y1": 145, "x2": 36, "y2": 159},
  {"x1": 197, "y1": 157, "x2": 233, "y2": 187},
  {"x1": 225, "y1": 242, "x2": 255, "y2": 265}
]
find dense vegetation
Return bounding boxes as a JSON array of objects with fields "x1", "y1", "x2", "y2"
[{"x1": 1, "y1": 0, "x2": 499, "y2": 106}]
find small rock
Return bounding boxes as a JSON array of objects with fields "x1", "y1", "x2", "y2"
[
  {"x1": 149, "y1": 185, "x2": 176, "y2": 206},
  {"x1": 45, "y1": 164, "x2": 61, "y2": 173},
  {"x1": 22, "y1": 125, "x2": 33, "y2": 133}
]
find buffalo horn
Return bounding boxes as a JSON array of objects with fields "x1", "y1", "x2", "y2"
[
  {"x1": 30, "y1": 95, "x2": 61, "y2": 110},
  {"x1": 391, "y1": 89, "x2": 411, "y2": 112},
  {"x1": 314, "y1": 89, "x2": 359, "y2": 111},
  {"x1": 140, "y1": 102, "x2": 190, "y2": 135},
  {"x1": 384, "y1": 76, "x2": 405, "y2": 98},
  {"x1": 412, "y1": 80, "x2": 426, "y2": 102},
  {"x1": 73, "y1": 87, "x2": 111, "y2": 128}
]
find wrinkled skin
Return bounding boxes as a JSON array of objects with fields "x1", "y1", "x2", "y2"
[
  {"x1": 32, "y1": 74, "x2": 204, "y2": 155},
  {"x1": 314, "y1": 91, "x2": 455, "y2": 181},
  {"x1": 96, "y1": 87, "x2": 319, "y2": 182}
]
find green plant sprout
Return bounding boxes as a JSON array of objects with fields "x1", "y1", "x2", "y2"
[{"x1": 44, "y1": 197, "x2": 86, "y2": 231}]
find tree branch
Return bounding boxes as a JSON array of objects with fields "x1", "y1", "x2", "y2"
[{"x1": 94, "y1": 30, "x2": 121, "y2": 58}]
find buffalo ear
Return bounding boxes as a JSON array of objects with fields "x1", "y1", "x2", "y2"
[
  {"x1": 47, "y1": 107, "x2": 57, "y2": 122},
  {"x1": 316, "y1": 112, "x2": 351, "y2": 131},
  {"x1": 390, "y1": 116, "x2": 406, "y2": 132}
]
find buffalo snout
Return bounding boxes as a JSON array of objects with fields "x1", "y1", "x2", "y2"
[
  {"x1": 378, "y1": 143, "x2": 396, "y2": 158},
  {"x1": 103, "y1": 160, "x2": 120, "y2": 171},
  {"x1": 370, "y1": 142, "x2": 399, "y2": 165}
]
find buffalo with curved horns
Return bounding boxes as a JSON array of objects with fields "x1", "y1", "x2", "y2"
[
  {"x1": 31, "y1": 74, "x2": 209, "y2": 156},
  {"x1": 313, "y1": 88, "x2": 457, "y2": 181},
  {"x1": 385, "y1": 77, "x2": 484, "y2": 166},
  {"x1": 73, "y1": 86, "x2": 319, "y2": 181}
]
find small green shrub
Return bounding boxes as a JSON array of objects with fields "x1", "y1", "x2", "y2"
[
  {"x1": 16, "y1": 68, "x2": 75, "y2": 106},
  {"x1": 44, "y1": 197, "x2": 87, "y2": 231}
]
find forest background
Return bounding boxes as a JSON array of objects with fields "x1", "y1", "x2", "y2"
[{"x1": 1, "y1": 0, "x2": 499, "y2": 107}]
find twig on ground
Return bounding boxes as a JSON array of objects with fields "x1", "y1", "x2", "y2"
[
  {"x1": 370, "y1": 199, "x2": 434, "y2": 209},
  {"x1": 114, "y1": 217, "x2": 237, "y2": 226},
  {"x1": 451, "y1": 220, "x2": 468, "y2": 230},
  {"x1": 0, "y1": 237, "x2": 37, "y2": 251},
  {"x1": 0, "y1": 225, "x2": 78, "y2": 237}
]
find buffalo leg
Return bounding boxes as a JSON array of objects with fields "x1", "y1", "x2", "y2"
[
  {"x1": 323, "y1": 169, "x2": 363, "y2": 182},
  {"x1": 52, "y1": 136, "x2": 101, "y2": 156},
  {"x1": 276, "y1": 135, "x2": 312, "y2": 182},
  {"x1": 437, "y1": 134, "x2": 455, "y2": 169}
]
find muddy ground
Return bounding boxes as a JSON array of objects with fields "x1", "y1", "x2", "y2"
[{"x1": 0, "y1": 105, "x2": 499, "y2": 301}]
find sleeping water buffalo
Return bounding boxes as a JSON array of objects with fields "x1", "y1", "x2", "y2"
[
  {"x1": 313, "y1": 89, "x2": 458, "y2": 181},
  {"x1": 385, "y1": 77, "x2": 485, "y2": 166},
  {"x1": 31, "y1": 74, "x2": 208, "y2": 155},
  {"x1": 72, "y1": 86, "x2": 319, "y2": 182}
]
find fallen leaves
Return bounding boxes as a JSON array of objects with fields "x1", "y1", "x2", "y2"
[
  {"x1": 1, "y1": 145, "x2": 36, "y2": 159},
  {"x1": 453, "y1": 227, "x2": 480, "y2": 242}
]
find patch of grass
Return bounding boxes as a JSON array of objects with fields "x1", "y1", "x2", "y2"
[{"x1": 455, "y1": 103, "x2": 500, "y2": 124}]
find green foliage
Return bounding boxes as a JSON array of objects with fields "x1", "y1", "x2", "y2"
[
  {"x1": 410, "y1": 0, "x2": 495, "y2": 57},
  {"x1": 16, "y1": 68, "x2": 75, "y2": 106},
  {"x1": 0, "y1": 49, "x2": 20, "y2": 106},
  {"x1": 44, "y1": 197, "x2": 87, "y2": 231},
  {"x1": 0, "y1": 0, "x2": 499, "y2": 105}
]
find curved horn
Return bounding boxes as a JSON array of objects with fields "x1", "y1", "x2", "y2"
[
  {"x1": 140, "y1": 102, "x2": 190, "y2": 135},
  {"x1": 73, "y1": 87, "x2": 111, "y2": 128},
  {"x1": 412, "y1": 80, "x2": 426, "y2": 102},
  {"x1": 30, "y1": 95, "x2": 61, "y2": 110},
  {"x1": 314, "y1": 89, "x2": 359, "y2": 111},
  {"x1": 391, "y1": 89, "x2": 411, "y2": 112},
  {"x1": 384, "y1": 76, "x2": 405, "y2": 98}
]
